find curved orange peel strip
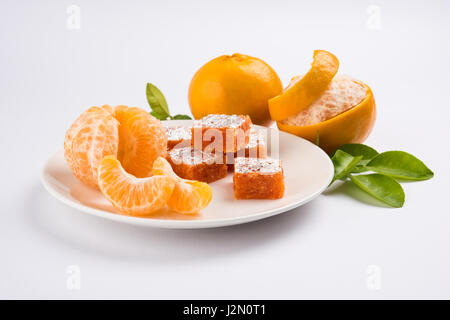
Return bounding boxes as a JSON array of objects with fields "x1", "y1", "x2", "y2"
[
  {"x1": 153, "y1": 157, "x2": 213, "y2": 214},
  {"x1": 268, "y1": 50, "x2": 339, "y2": 121}
]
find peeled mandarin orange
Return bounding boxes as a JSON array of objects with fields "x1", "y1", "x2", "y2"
[
  {"x1": 64, "y1": 105, "x2": 119, "y2": 188},
  {"x1": 113, "y1": 105, "x2": 167, "y2": 178},
  {"x1": 98, "y1": 156, "x2": 175, "y2": 216},
  {"x1": 153, "y1": 157, "x2": 212, "y2": 214},
  {"x1": 64, "y1": 105, "x2": 167, "y2": 188},
  {"x1": 188, "y1": 53, "x2": 283, "y2": 125},
  {"x1": 277, "y1": 82, "x2": 376, "y2": 154},
  {"x1": 268, "y1": 50, "x2": 339, "y2": 121}
]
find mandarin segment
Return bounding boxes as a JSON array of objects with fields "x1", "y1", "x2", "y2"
[
  {"x1": 153, "y1": 157, "x2": 212, "y2": 214},
  {"x1": 114, "y1": 106, "x2": 167, "y2": 178},
  {"x1": 98, "y1": 156, "x2": 175, "y2": 216}
]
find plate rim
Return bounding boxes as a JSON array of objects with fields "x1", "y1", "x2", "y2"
[{"x1": 41, "y1": 122, "x2": 334, "y2": 229}]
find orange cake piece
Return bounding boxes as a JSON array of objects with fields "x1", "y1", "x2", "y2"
[
  {"x1": 192, "y1": 114, "x2": 252, "y2": 153},
  {"x1": 165, "y1": 126, "x2": 192, "y2": 150},
  {"x1": 233, "y1": 157, "x2": 284, "y2": 199},
  {"x1": 167, "y1": 147, "x2": 228, "y2": 183}
]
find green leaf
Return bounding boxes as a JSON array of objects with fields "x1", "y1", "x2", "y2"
[
  {"x1": 350, "y1": 174, "x2": 405, "y2": 208},
  {"x1": 366, "y1": 151, "x2": 434, "y2": 181},
  {"x1": 331, "y1": 150, "x2": 363, "y2": 184},
  {"x1": 150, "y1": 110, "x2": 169, "y2": 120},
  {"x1": 334, "y1": 143, "x2": 378, "y2": 173},
  {"x1": 146, "y1": 83, "x2": 170, "y2": 120},
  {"x1": 172, "y1": 114, "x2": 192, "y2": 120},
  {"x1": 315, "y1": 130, "x2": 320, "y2": 146}
]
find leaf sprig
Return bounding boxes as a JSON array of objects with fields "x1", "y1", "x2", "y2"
[
  {"x1": 146, "y1": 83, "x2": 192, "y2": 120},
  {"x1": 329, "y1": 144, "x2": 434, "y2": 208}
]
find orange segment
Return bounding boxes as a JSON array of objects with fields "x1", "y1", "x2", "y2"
[
  {"x1": 113, "y1": 106, "x2": 167, "y2": 178},
  {"x1": 268, "y1": 50, "x2": 339, "y2": 121},
  {"x1": 98, "y1": 155, "x2": 175, "y2": 216},
  {"x1": 64, "y1": 105, "x2": 119, "y2": 188},
  {"x1": 153, "y1": 157, "x2": 212, "y2": 214}
]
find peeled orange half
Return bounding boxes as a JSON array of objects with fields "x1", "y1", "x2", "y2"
[
  {"x1": 98, "y1": 156, "x2": 175, "y2": 216},
  {"x1": 64, "y1": 105, "x2": 167, "y2": 188},
  {"x1": 271, "y1": 50, "x2": 376, "y2": 154},
  {"x1": 153, "y1": 157, "x2": 212, "y2": 214}
]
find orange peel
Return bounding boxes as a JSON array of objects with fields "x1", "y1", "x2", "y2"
[{"x1": 268, "y1": 50, "x2": 339, "y2": 121}]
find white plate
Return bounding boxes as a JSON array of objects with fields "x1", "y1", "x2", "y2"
[{"x1": 41, "y1": 121, "x2": 333, "y2": 229}]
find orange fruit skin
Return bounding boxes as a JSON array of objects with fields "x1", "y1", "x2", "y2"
[
  {"x1": 269, "y1": 50, "x2": 339, "y2": 121},
  {"x1": 113, "y1": 106, "x2": 167, "y2": 178},
  {"x1": 64, "y1": 106, "x2": 119, "y2": 189},
  {"x1": 188, "y1": 53, "x2": 283, "y2": 125},
  {"x1": 153, "y1": 157, "x2": 212, "y2": 214},
  {"x1": 277, "y1": 84, "x2": 376, "y2": 154},
  {"x1": 98, "y1": 156, "x2": 175, "y2": 216}
]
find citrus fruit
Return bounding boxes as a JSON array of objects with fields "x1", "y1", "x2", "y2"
[
  {"x1": 268, "y1": 50, "x2": 339, "y2": 121},
  {"x1": 98, "y1": 156, "x2": 175, "y2": 216},
  {"x1": 113, "y1": 105, "x2": 167, "y2": 178},
  {"x1": 153, "y1": 157, "x2": 212, "y2": 214},
  {"x1": 64, "y1": 105, "x2": 119, "y2": 188},
  {"x1": 277, "y1": 77, "x2": 376, "y2": 154},
  {"x1": 188, "y1": 53, "x2": 283, "y2": 125},
  {"x1": 64, "y1": 105, "x2": 167, "y2": 188}
]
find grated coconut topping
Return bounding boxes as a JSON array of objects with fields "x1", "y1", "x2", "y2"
[{"x1": 234, "y1": 157, "x2": 281, "y2": 173}]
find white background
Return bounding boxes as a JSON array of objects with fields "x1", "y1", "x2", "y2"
[{"x1": 1, "y1": 0, "x2": 449, "y2": 299}]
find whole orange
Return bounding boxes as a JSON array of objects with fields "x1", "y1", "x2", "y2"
[{"x1": 188, "y1": 53, "x2": 283, "y2": 125}]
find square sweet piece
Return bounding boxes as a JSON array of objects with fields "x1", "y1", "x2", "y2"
[
  {"x1": 165, "y1": 126, "x2": 192, "y2": 150},
  {"x1": 224, "y1": 126, "x2": 267, "y2": 169},
  {"x1": 167, "y1": 147, "x2": 228, "y2": 183},
  {"x1": 245, "y1": 126, "x2": 267, "y2": 159},
  {"x1": 191, "y1": 114, "x2": 252, "y2": 153},
  {"x1": 233, "y1": 157, "x2": 284, "y2": 199}
]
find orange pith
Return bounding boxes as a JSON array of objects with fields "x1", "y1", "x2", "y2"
[
  {"x1": 114, "y1": 106, "x2": 167, "y2": 178},
  {"x1": 268, "y1": 50, "x2": 339, "y2": 121},
  {"x1": 153, "y1": 157, "x2": 213, "y2": 214},
  {"x1": 97, "y1": 156, "x2": 175, "y2": 216}
]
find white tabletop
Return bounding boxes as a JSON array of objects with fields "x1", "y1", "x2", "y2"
[{"x1": 1, "y1": 0, "x2": 449, "y2": 299}]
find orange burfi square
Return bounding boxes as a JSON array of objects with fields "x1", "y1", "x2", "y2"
[
  {"x1": 224, "y1": 125, "x2": 267, "y2": 166},
  {"x1": 244, "y1": 126, "x2": 267, "y2": 158},
  {"x1": 233, "y1": 157, "x2": 284, "y2": 199},
  {"x1": 224, "y1": 126, "x2": 267, "y2": 168},
  {"x1": 167, "y1": 147, "x2": 227, "y2": 183},
  {"x1": 191, "y1": 114, "x2": 252, "y2": 153},
  {"x1": 165, "y1": 126, "x2": 192, "y2": 150}
]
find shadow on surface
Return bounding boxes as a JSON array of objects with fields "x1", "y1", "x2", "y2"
[
  {"x1": 324, "y1": 180, "x2": 393, "y2": 208},
  {"x1": 26, "y1": 183, "x2": 316, "y2": 264}
]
